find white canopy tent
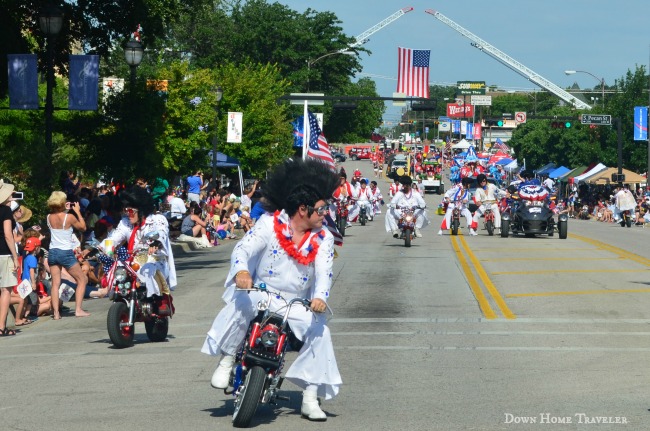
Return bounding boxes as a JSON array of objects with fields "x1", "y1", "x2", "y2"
[
  {"x1": 452, "y1": 139, "x2": 471, "y2": 149},
  {"x1": 574, "y1": 163, "x2": 607, "y2": 183}
]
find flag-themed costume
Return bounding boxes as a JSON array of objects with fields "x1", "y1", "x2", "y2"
[
  {"x1": 472, "y1": 175, "x2": 507, "y2": 231},
  {"x1": 439, "y1": 182, "x2": 475, "y2": 235}
]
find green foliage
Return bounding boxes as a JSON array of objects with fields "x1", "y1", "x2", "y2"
[{"x1": 156, "y1": 61, "x2": 294, "y2": 177}]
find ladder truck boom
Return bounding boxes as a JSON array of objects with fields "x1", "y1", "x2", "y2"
[
  {"x1": 341, "y1": 7, "x2": 414, "y2": 52},
  {"x1": 425, "y1": 9, "x2": 592, "y2": 110}
]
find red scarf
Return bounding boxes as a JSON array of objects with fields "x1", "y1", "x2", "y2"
[{"x1": 127, "y1": 220, "x2": 146, "y2": 253}]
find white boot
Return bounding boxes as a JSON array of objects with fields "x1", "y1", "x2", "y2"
[
  {"x1": 211, "y1": 355, "x2": 235, "y2": 389},
  {"x1": 469, "y1": 228, "x2": 478, "y2": 236},
  {"x1": 437, "y1": 229, "x2": 443, "y2": 236},
  {"x1": 414, "y1": 227, "x2": 422, "y2": 238},
  {"x1": 392, "y1": 229, "x2": 399, "y2": 238},
  {"x1": 301, "y1": 390, "x2": 327, "y2": 421}
]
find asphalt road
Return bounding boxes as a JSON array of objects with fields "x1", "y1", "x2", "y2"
[{"x1": 3, "y1": 159, "x2": 650, "y2": 430}]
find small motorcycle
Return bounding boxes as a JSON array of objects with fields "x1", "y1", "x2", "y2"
[
  {"x1": 396, "y1": 205, "x2": 418, "y2": 247},
  {"x1": 359, "y1": 203, "x2": 368, "y2": 226},
  {"x1": 334, "y1": 198, "x2": 349, "y2": 236},
  {"x1": 226, "y1": 284, "x2": 326, "y2": 428},
  {"x1": 483, "y1": 206, "x2": 495, "y2": 236},
  {"x1": 619, "y1": 209, "x2": 633, "y2": 228},
  {"x1": 450, "y1": 201, "x2": 462, "y2": 236},
  {"x1": 86, "y1": 232, "x2": 174, "y2": 348}
]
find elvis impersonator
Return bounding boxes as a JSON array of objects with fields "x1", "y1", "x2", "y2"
[
  {"x1": 385, "y1": 175, "x2": 428, "y2": 238},
  {"x1": 201, "y1": 158, "x2": 342, "y2": 422},
  {"x1": 439, "y1": 177, "x2": 475, "y2": 236}
]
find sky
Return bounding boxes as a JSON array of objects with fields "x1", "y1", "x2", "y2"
[{"x1": 277, "y1": 0, "x2": 650, "y2": 126}]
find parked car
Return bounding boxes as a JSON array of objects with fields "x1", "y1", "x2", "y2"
[
  {"x1": 348, "y1": 147, "x2": 372, "y2": 160},
  {"x1": 332, "y1": 151, "x2": 347, "y2": 163}
]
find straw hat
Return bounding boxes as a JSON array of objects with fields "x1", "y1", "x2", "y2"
[
  {"x1": 0, "y1": 180, "x2": 15, "y2": 204},
  {"x1": 17, "y1": 205, "x2": 32, "y2": 224}
]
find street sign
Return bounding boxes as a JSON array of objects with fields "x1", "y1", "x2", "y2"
[
  {"x1": 457, "y1": 81, "x2": 486, "y2": 95},
  {"x1": 580, "y1": 114, "x2": 612, "y2": 125},
  {"x1": 515, "y1": 112, "x2": 527, "y2": 124},
  {"x1": 289, "y1": 93, "x2": 324, "y2": 105},
  {"x1": 470, "y1": 95, "x2": 492, "y2": 106}
]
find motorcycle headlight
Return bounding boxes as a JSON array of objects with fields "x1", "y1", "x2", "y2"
[
  {"x1": 115, "y1": 267, "x2": 128, "y2": 282},
  {"x1": 405, "y1": 215, "x2": 413, "y2": 222},
  {"x1": 260, "y1": 328, "x2": 280, "y2": 347}
]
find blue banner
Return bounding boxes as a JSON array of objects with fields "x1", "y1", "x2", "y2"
[
  {"x1": 69, "y1": 55, "x2": 99, "y2": 110},
  {"x1": 466, "y1": 122, "x2": 473, "y2": 138},
  {"x1": 7, "y1": 54, "x2": 38, "y2": 110},
  {"x1": 634, "y1": 106, "x2": 648, "y2": 141}
]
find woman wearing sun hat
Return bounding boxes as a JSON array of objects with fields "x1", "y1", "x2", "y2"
[{"x1": 0, "y1": 180, "x2": 20, "y2": 335}]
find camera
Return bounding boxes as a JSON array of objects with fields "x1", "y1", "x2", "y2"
[{"x1": 11, "y1": 192, "x2": 23, "y2": 200}]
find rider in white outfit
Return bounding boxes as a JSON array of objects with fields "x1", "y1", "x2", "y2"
[
  {"x1": 355, "y1": 180, "x2": 374, "y2": 221},
  {"x1": 368, "y1": 181, "x2": 384, "y2": 217},
  {"x1": 439, "y1": 177, "x2": 475, "y2": 236},
  {"x1": 201, "y1": 159, "x2": 341, "y2": 422},
  {"x1": 385, "y1": 176, "x2": 428, "y2": 238},
  {"x1": 472, "y1": 173, "x2": 506, "y2": 234}
]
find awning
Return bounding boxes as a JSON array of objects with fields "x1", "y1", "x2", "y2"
[
  {"x1": 557, "y1": 165, "x2": 587, "y2": 181},
  {"x1": 548, "y1": 166, "x2": 570, "y2": 179},
  {"x1": 452, "y1": 139, "x2": 471, "y2": 149},
  {"x1": 535, "y1": 163, "x2": 556, "y2": 176},
  {"x1": 574, "y1": 163, "x2": 607, "y2": 182},
  {"x1": 208, "y1": 150, "x2": 241, "y2": 168},
  {"x1": 496, "y1": 158, "x2": 514, "y2": 166},
  {"x1": 583, "y1": 167, "x2": 646, "y2": 185}
]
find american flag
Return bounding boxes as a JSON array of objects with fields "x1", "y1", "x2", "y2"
[
  {"x1": 306, "y1": 111, "x2": 336, "y2": 171},
  {"x1": 397, "y1": 47, "x2": 430, "y2": 98},
  {"x1": 323, "y1": 214, "x2": 343, "y2": 246},
  {"x1": 445, "y1": 134, "x2": 452, "y2": 154},
  {"x1": 493, "y1": 138, "x2": 510, "y2": 152}
]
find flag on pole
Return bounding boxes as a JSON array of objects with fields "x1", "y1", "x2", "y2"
[
  {"x1": 397, "y1": 47, "x2": 430, "y2": 98},
  {"x1": 306, "y1": 111, "x2": 336, "y2": 171},
  {"x1": 323, "y1": 214, "x2": 343, "y2": 246},
  {"x1": 493, "y1": 138, "x2": 510, "y2": 152}
]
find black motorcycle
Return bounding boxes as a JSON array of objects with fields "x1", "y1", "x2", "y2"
[
  {"x1": 501, "y1": 185, "x2": 567, "y2": 239},
  {"x1": 359, "y1": 205, "x2": 368, "y2": 226}
]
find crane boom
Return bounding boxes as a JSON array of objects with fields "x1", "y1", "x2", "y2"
[
  {"x1": 425, "y1": 9, "x2": 592, "y2": 110},
  {"x1": 341, "y1": 7, "x2": 414, "y2": 52}
]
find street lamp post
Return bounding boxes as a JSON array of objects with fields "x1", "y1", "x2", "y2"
[
  {"x1": 212, "y1": 86, "x2": 224, "y2": 189},
  {"x1": 306, "y1": 50, "x2": 355, "y2": 91},
  {"x1": 124, "y1": 39, "x2": 144, "y2": 89},
  {"x1": 39, "y1": 4, "x2": 63, "y2": 183},
  {"x1": 564, "y1": 70, "x2": 605, "y2": 108}
]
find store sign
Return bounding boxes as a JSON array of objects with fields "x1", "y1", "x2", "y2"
[
  {"x1": 457, "y1": 81, "x2": 486, "y2": 95},
  {"x1": 447, "y1": 103, "x2": 474, "y2": 118}
]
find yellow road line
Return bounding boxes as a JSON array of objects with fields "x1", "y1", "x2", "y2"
[
  {"x1": 481, "y1": 257, "x2": 624, "y2": 262},
  {"x1": 507, "y1": 288, "x2": 650, "y2": 298},
  {"x1": 450, "y1": 236, "x2": 496, "y2": 319},
  {"x1": 571, "y1": 233, "x2": 650, "y2": 267},
  {"x1": 458, "y1": 236, "x2": 516, "y2": 319},
  {"x1": 492, "y1": 268, "x2": 649, "y2": 275}
]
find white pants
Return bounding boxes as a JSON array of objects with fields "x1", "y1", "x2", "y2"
[
  {"x1": 472, "y1": 202, "x2": 501, "y2": 229},
  {"x1": 440, "y1": 203, "x2": 473, "y2": 230},
  {"x1": 201, "y1": 289, "x2": 341, "y2": 400},
  {"x1": 385, "y1": 207, "x2": 429, "y2": 232}
]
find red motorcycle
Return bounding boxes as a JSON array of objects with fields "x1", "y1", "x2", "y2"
[
  {"x1": 451, "y1": 201, "x2": 462, "y2": 236},
  {"x1": 483, "y1": 206, "x2": 495, "y2": 236},
  {"x1": 334, "y1": 198, "x2": 349, "y2": 236},
  {"x1": 396, "y1": 205, "x2": 418, "y2": 247},
  {"x1": 226, "y1": 284, "x2": 324, "y2": 428},
  {"x1": 87, "y1": 232, "x2": 174, "y2": 348}
]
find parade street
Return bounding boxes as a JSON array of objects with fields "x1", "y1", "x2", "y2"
[{"x1": 3, "y1": 161, "x2": 650, "y2": 431}]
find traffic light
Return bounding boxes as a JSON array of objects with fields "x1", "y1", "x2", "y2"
[
  {"x1": 551, "y1": 121, "x2": 572, "y2": 129},
  {"x1": 485, "y1": 119, "x2": 503, "y2": 127}
]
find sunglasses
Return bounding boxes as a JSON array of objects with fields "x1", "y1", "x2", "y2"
[
  {"x1": 124, "y1": 207, "x2": 138, "y2": 217},
  {"x1": 307, "y1": 203, "x2": 330, "y2": 216}
]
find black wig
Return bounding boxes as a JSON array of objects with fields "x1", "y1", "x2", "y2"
[
  {"x1": 119, "y1": 186, "x2": 155, "y2": 219},
  {"x1": 262, "y1": 159, "x2": 339, "y2": 217}
]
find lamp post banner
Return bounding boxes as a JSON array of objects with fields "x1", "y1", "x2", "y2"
[
  {"x1": 8, "y1": 54, "x2": 38, "y2": 110},
  {"x1": 69, "y1": 55, "x2": 99, "y2": 110},
  {"x1": 227, "y1": 111, "x2": 243, "y2": 143},
  {"x1": 634, "y1": 106, "x2": 648, "y2": 141}
]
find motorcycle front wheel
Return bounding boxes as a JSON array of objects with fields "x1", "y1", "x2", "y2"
[
  {"x1": 360, "y1": 214, "x2": 366, "y2": 226},
  {"x1": 486, "y1": 220, "x2": 494, "y2": 236},
  {"x1": 451, "y1": 220, "x2": 459, "y2": 236},
  {"x1": 145, "y1": 317, "x2": 169, "y2": 342},
  {"x1": 403, "y1": 228, "x2": 411, "y2": 247},
  {"x1": 232, "y1": 365, "x2": 266, "y2": 428},
  {"x1": 500, "y1": 219, "x2": 510, "y2": 238},
  {"x1": 107, "y1": 302, "x2": 134, "y2": 348}
]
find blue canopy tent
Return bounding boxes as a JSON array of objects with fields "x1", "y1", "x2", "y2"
[
  {"x1": 535, "y1": 163, "x2": 556, "y2": 176},
  {"x1": 548, "y1": 166, "x2": 570, "y2": 179},
  {"x1": 496, "y1": 158, "x2": 514, "y2": 166},
  {"x1": 208, "y1": 151, "x2": 243, "y2": 197}
]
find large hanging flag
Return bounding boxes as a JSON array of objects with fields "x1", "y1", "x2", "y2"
[
  {"x1": 493, "y1": 137, "x2": 510, "y2": 152},
  {"x1": 397, "y1": 47, "x2": 430, "y2": 98}
]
